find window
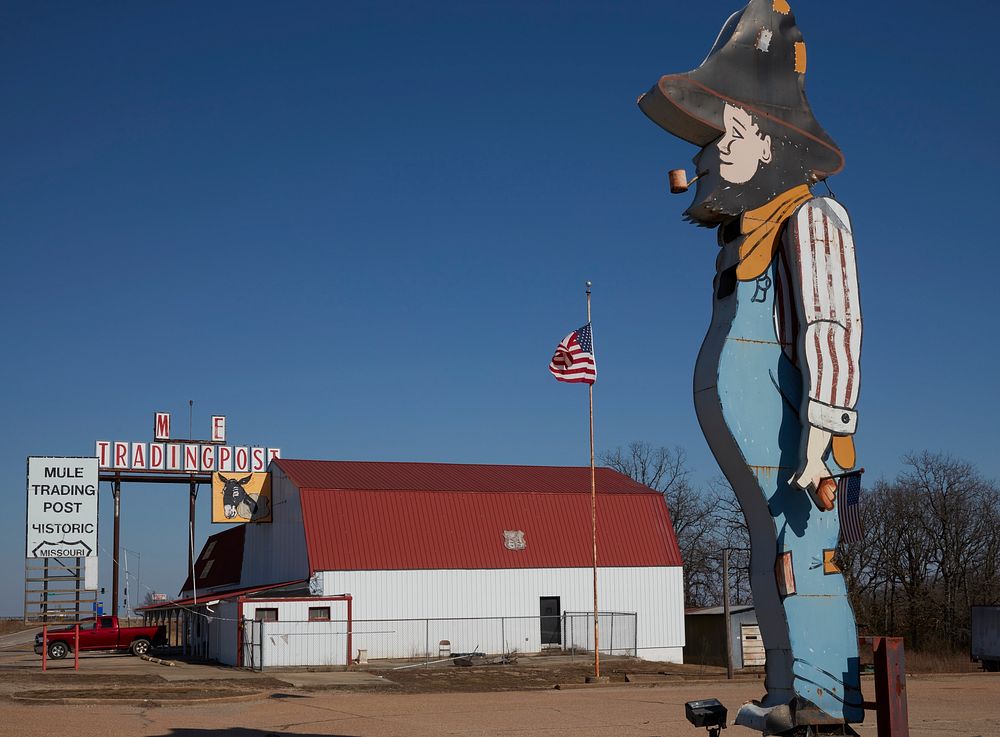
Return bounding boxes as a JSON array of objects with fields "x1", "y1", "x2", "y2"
[
  {"x1": 100, "y1": 616, "x2": 114, "y2": 628},
  {"x1": 308, "y1": 607, "x2": 330, "y2": 622},
  {"x1": 254, "y1": 608, "x2": 278, "y2": 622},
  {"x1": 201, "y1": 541, "x2": 217, "y2": 560},
  {"x1": 199, "y1": 559, "x2": 215, "y2": 579}
]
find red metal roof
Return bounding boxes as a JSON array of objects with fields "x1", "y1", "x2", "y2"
[
  {"x1": 276, "y1": 459, "x2": 669, "y2": 495},
  {"x1": 179, "y1": 524, "x2": 245, "y2": 595},
  {"x1": 141, "y1": 580, "x2": 306, "y2": 612},
  {"x1": 274, "y1": 459, "x2": 683, "y2": 571}
]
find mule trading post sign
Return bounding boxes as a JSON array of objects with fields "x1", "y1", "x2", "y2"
[
  {"x1": 24, "y1": 456, "x2": 100, "y2": 625},
  {"x1": 24, "y1": 458, "x2": 97, "y2": 558},
  {"x1": 96, "y1": 412, "x2": 280, "y2": 473},
  {"x1": 24, "y1": 413, "x2": 281, "y2": 621},
  {"x1": 26, "y1": 457, "x2": 99, "y2": 559}
]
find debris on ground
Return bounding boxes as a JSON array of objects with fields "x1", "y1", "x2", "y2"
[{"x1": 453, "y1": 653, "x2": 518, "y2": 667}]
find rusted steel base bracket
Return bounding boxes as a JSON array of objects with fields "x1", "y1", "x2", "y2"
[{"x1": 858, "y1": 636, "x2": 909, "y2": 737}]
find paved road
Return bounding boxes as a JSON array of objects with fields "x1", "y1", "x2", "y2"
[
  {"x1": 0, "y1": 628, "x2": 37, "y2": 650},
  {"x1": 2, "y1": 673, "x2": 999, "y2": 737},
  {"x1": 0, "y1": 628, "x2": 41, "y2": 649}
]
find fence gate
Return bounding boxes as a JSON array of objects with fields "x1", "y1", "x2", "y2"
[
  {"x1": 242, "y1": 620, "x2": 263, "y2": 671},
  {"x1": 562, "y1": 612, "x2": 638, "y2": 656}
]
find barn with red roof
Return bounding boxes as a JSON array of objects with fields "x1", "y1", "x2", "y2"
[{"x1": 147, "y1": 458, "x2": 686, "y2": 666}]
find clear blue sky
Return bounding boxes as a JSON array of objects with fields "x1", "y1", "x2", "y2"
[{"x1": 2, "y1": 1, "x2": 997, "y2": 616}]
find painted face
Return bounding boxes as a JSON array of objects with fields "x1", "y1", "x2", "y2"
[{"x1": 717, "y1": 104, "x2": 772, "y2": 184}]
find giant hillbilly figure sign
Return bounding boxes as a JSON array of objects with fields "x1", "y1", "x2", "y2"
[{"x1": 639, "y1": 1, "x2": 864, "y2": 732}]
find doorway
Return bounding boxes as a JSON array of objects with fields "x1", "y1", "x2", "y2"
[{"x1": 539, "y1": 596, "x2": 561, "y2": 645}]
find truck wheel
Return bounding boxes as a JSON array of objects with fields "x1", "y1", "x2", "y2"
[
  {"x1": 985, "y1": 660, "x2": 1000, "y2": 673},
  {"x1": 131, "y1": 638, "x2": 151, "y2": 656},
  {"x1": 48, "y1": 641, "x2": 69, "y2": 660}
]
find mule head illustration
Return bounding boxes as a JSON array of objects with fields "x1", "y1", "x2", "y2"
[{"x1": 218, "y1": 473, "x2": 257, "y2": 519}]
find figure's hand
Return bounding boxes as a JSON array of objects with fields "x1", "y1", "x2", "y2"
[
  {"x1": 814, "y1": 478, "x2": 837, "y2": 511},
  {"x1": 790, "y1": 427, "x2": 835, "y2": 511},
  {"x1": 790, "y1": 456, "x2": 828, "y2": 492},
  {"x1": 791, "y1": 462, "x2": 836, "y2": 512}
]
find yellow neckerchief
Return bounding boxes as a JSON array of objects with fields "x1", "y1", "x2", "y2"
[{"x1": 736, "y1": 184, "x2": 813, "y2": 281}]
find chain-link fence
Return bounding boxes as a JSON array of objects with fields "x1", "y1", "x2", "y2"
[
  {"x1": 242, "y1": 612, "x2": 636, "y2": 670},
  {"x1": 562, "y1": 611, "x2": 637, "y2": 656}
]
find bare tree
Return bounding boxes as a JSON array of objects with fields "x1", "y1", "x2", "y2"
[
  {"x1": 602, "y1": 442, "x2": 690, "y2": 494},
  {"x1": 706, "y1": 478, "x2": 752, "y2": 605},
  {"x1": 602, "y1": 442, "x2": 732, "y2": 607},
  {"x1": 842, "y1": 452, "x2": 1000, "y2": 653},
  {"x1": 904, "y1": 452, "x2": 997, "y2": 649}
]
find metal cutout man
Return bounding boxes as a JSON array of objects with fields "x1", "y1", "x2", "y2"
[{"x1": 639, "y1": 1, "x2": 864, "y2": 732}]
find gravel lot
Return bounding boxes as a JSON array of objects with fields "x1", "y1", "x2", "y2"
[{"x1": 2, "y1": 636, "x2": 998, "y2": 737}]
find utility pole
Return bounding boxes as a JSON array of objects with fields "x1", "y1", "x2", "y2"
[{"x1": 723, "y1": 548, "x2": 733, "y2": 680}]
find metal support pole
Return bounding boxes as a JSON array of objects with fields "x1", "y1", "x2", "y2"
[
  {"x1": 112, "y1": 479, "x2": 121, "y2": 618},
  {"x1": 873, "y1": 637, "x2": 909, "y2": 737},
  {"x1": 42, "y1": 559, "x2": 49, "y2": 620},
  {"x1": 633, "y1": 613, "x2": 637, "y2": 656},
  {"x1": 188, "y1": 480, "x2": 198, "y2": 586},
  {"x1": 346, "y1": 596, "x2": 353, "y2": 665},
  {"x1": 723, "y1": 548, "x2": 733, "y2": 680},
  {"x1": 42, "y1": 625, "x2": 47, "y2": 672},
  {"x1": 566, "y1": 615, "x2": 576, "y2": 658},
  {"x1": 73, "y1": 624, "x2": 80, "y2": 671},
  {"x1": 75, "y1": 557, "x2": 82, "y2": 624},
  {"x1": 585, "y1": 282, "x2": 599, "y2": 679}
]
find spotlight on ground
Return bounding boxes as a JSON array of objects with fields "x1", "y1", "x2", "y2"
[{"x1": 685, "y1": 698, "x2": 728, "y2": 737}]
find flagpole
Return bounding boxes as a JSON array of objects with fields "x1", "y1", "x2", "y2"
[{"x1": 586, "y1": 280, "x2": 600, "y2": 679}]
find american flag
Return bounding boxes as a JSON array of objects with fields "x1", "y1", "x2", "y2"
[
  {"x1": 838, "y1": 472, "x2": 864, "y2": 544},
  {"x1": 549, "y1": 323, "x2": 597, "y2": 384}
]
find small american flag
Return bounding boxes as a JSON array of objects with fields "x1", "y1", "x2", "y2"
[
  {"x1": 549, "y1": 323, "x2": 597, "y2": 384},
  {"x1": 838, "y1": 471, "x2": 864, "y2": 544}
]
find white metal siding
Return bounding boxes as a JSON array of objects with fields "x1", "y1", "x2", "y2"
[
  {"x1": 258, "y1": 621, "x2": 348, "y2": 667},
  {"x1": 319, "y1": 566, "x2": 684, "y2": 662},
  {"x1": 241, "y1": 599, "x2": 350, "y2": 667},
  {"x1": 240, "y1": 466, "x2": 310, "y2": 588}
]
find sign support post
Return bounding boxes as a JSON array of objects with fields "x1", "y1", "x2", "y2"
[
  {"x1": 188, "y1": 480, "x2": 198, "y2": 589},
  {"x1": 42, "y1": 559, "x2": 49, "y2": 619},
  {"x1": 112, "y1": 479, "x2": 121, "y2": 618}
]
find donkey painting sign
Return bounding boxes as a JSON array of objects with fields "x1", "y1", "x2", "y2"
[
  {"x1": 211, "y1": 472, "x2": 272, "y2": 524},
  {"x1": 26, "y1": 457, "x2": 99, "y2": 558}
]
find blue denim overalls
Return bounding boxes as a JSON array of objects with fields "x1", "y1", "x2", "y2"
[{"x1": 693, "y1": 226, "x2": 863, "y2": 725}]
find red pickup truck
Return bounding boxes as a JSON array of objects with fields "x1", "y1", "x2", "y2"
[{"x1": 34, "y1": 615, "x2": 167, "y2": 659}]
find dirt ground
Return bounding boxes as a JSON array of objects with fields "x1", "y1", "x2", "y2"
[
  {"x1": 2, "y1": 637, "x2": 998, "y2": 737},
  {"x1": 3, "y1": 672, "x2": 1000, "y2": 737}
]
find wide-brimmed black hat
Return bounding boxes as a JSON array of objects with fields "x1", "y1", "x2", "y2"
[{"x1": 639, "y1": 0, "x2": 842, "y2": 179}]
